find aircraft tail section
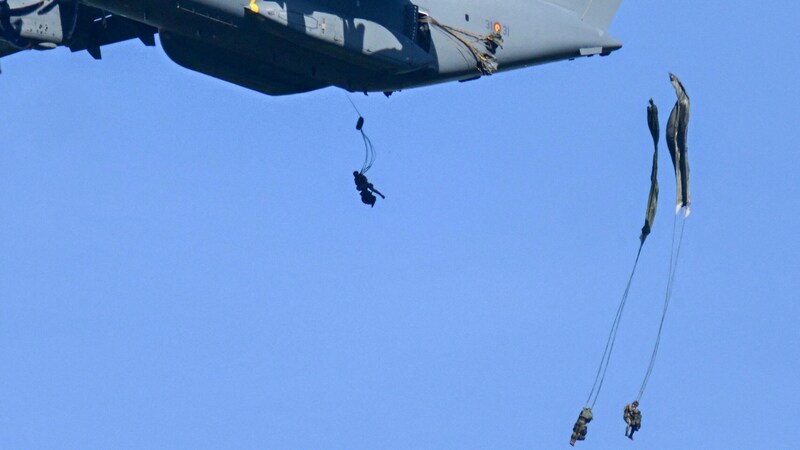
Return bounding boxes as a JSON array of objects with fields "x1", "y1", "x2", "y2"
[{"x1": 545, "y1": 0, "x2": 623, "y2": 31}]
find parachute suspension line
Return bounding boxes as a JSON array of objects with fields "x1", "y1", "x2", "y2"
[
  {"x1": 635, "y1": 74, "x2": 692, "y2": 402},
  {"x1": 361, "y1": 131, "x2": 375, "y2": 174},
  {"x1": 585, "y1": 242, "x2": 645, "y2": 409},
  {"x1": 344, "y1": 93, "x2": 375, "y2": 175},
  {"x1": 637, "y1": 215, "x2": 687, "y2": 402}
]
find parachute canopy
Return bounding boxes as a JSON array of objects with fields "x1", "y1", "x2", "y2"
[
  {"x1": 640, "y1": 99, "x2": 660, "y2": 244},
  {"x1": 666, "y1": 73, "x2": 691, "y2": 216}
]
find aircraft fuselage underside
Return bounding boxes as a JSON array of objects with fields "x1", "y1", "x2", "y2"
[{"x1": 2, "y1": 0, "x2": 623, "y2": 95}]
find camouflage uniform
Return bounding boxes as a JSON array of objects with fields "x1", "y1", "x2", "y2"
[
  {"x1": 624, "y1": 401, "x2": 642, "y2": 439},
  {"x1": 570, "y1": 407, "x2": 593, "y2": 446}
]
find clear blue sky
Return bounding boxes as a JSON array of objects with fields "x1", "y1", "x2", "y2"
[{"x1": 2, "y1": 1, "x2": 799, "y2": 449}]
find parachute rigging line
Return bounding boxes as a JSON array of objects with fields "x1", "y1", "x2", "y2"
[
  {"x1": 637, "y1": 215, "x2": 687, "y2": 401},
  {"x1": 585, "y1": 242, "x2": 645, "y2": 409},
  {"x1": 360, "y1": 131, "x2": 376, "y2": 174},
  {"x1": 584, "y1": 98, "x2": 662, "y2": 409},
  {"x1": 636, "y1": 74, "x2": 692, "y2": 401},
  {"x1": 344, "y1": 93, "x2": 376, "y2": 175}
]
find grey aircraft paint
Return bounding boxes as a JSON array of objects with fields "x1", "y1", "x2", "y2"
[{"x1": 1, "y1": 0, "x2": 623, "y2": 95}]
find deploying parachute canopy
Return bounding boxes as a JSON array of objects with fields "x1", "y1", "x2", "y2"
[
  {"x1": 636, "y1": 73, "x2": 692, "y2": 403},
  {"x1": 641, "y1": 99, "x2": 660, "y2": 245},
  {"x1": 666, "y1": 73, "x2": 691, "y2": 216},
  {"x1": 577, "y1": 75, "x2": 694, "y2": 443},
  {"x1": 580, "y1": 98, "x2": 663, "y2": 420}
]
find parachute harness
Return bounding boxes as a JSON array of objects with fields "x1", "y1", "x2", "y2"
[{"x1": 420, "y1": 15, "x2": 503, "y2": 76}]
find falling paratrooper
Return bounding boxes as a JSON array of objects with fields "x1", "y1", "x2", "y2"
[
  {"x1": 624, "y1": 400, "x2": 642, "y2": 439},
  {"x1": 570, "y1": 407, "x2": 593, "y2": 446},
  {"x1": 352, "y1": 115, "x2": 385, "y2": 208},
  {"x1": 572, "y1": 95, "x2": 664, "y2": 446},
  {"x1": 632, "y1": 72, "x2": 692, "y2": 424},
  {"x1": 571, "y1": 73, "x2": 693, "y2": 445}
]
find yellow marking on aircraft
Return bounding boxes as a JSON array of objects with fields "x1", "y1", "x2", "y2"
[{"x1": 249, "y1": 0, "x2": 259, "y2": 14}]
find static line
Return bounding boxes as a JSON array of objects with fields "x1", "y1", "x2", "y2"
[{"x1": 344, "y1": 93, "x2": 363, "y2": 118}]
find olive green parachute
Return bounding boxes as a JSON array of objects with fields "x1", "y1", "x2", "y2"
[
  {"x1": 641, "y1": 99, "x2": 660, "y2": 245},
  {"x1": 581, "y1": 98, "x2": 663, "y2": 413},
  {"x1": 578, "y1": 77, "x2": 695, "y2": 437},
  {"x1": 636, "y1": 74, "x2": 693, "y2": 404},
  {"x1": 666, "y1": 73, "x2": 691, "y2": 216}
]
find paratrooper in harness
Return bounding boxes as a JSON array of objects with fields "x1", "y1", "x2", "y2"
[
  {"x1": 570, "y1": 407, "x2": 593, "y2": 446},
  {"x1": 624, "y1": 400, "x2": 642, "y2": 440},
  {"x1": 353, "y1": 171, "x2": 384, "y2": 208}
]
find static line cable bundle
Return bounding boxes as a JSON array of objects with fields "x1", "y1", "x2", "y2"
[{"x1": 420, "y1": 15, "x2": 503, "y2": 75}]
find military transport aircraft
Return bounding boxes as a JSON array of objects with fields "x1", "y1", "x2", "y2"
[{"x1": 0, "y1": 0, "x2": 622, "y2": 96}]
